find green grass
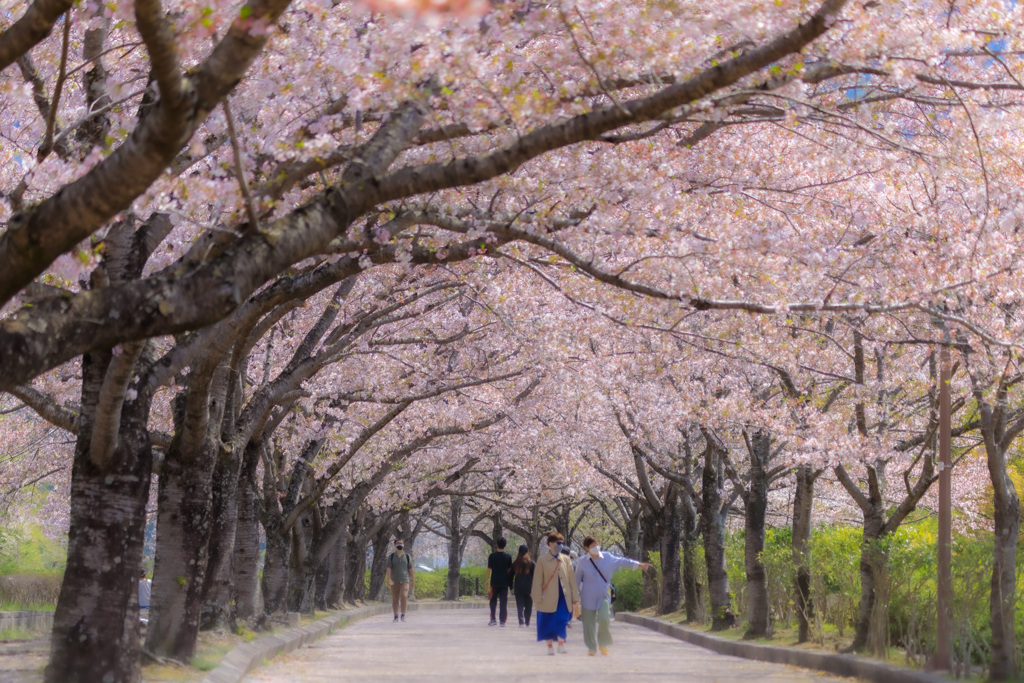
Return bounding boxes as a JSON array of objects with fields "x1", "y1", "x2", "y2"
[
  {"x1": 187, "y1": 655, "x2": 219, "y2": 672},
  {"x1": 0, "y1": 626, "x2": 39, "y2": 640},
  {"x1": 0, "y1": 600, "x2": 56, "y2": 612}
]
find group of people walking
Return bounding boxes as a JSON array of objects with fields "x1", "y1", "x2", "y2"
[{"x1": 486, "y1": 532, "x2": 651, "y2": 656}]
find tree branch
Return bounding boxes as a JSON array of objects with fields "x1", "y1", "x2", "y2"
[{"x1": 0, "y1": 0, "x2": 74, "y2": 73}]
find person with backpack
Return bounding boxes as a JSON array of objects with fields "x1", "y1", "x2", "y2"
[
  {"x1": 385, "y1": 538, "x2": 415, "y2": 622},
  {"x1": 574, "y1": 535, "x2": 652, "y2": 656}
]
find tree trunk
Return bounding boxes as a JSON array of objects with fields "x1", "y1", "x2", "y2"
[
  {"x1": 680, "y1": 490, "x2": 700, "y2": 623},
  {"x1": 702, "y1": 441, "x2": 735, "y2": 631},
  {"x1": 444, "y1": 497, "x2": 464, "y2": 600},
  {"x1": 988, "y1": 442, "x2": 1020, "y2": 680},
  {"x1": 261, "y1": 516, "x2": 291, "y2": 615},
  {"x1": 743, "y1": 430, "x2": 770, "y2": 639},
  {"x1": 45, "y1": 352, "x2": 153, "y2": 683},
  {"x1": 232, "y1": 468, "x2": 262, "y2": 621},
  {"x1": 145, "y1": 442, "x2": 217, "y2": 659},
  {"x1": 658, "y1": 488, "x2": 682, "y2": 615},
  {"x1": 325, "y1": 520, "x2": 350, "y2": 607},
  {"x1": 342, "y1": 510, "x2": 369, "y2": 604},
  {"x1": 623, "y1": 502, "x2": 642, "y2": 561},
  {"x1": 199, "y1": 442, "x2": 242, "y2": 631},
  {"x1": 314, "y1": 545, "x2": 332, "y2": 610},
  {"x1": 640, "y1": 512, "x2": 660, "y2": 609},
  {"x1": 147, "y1": 362, "x2": 231, "y2": 659},
  {"x1": 368, "y1": 523, "x2": 392, "y2": 601},
  {"x1": 850, "y1": 506, "x2": 885, "y2": 653},
  {"x1": 287, "y1": 511, "x2": 314, "y2": 612},
  {"x1": 792, "y1": 465, "x2": 817, "y2": 644},
  {"x1": 490, "y1": 513, "x2": 504, "y2": 548}
]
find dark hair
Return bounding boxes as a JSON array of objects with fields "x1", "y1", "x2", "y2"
[
  {"x1": 496, "y1": 537, "x2": 507, "y2": 549},
  {"x1": 512, "y1": 545, "x2": 533, "y2": 574},
  {"x1": 582, "y1": 536, "x2": 597, "y2": 549},
  {"x1": 546, "y1": 531, "x2": 564, "y2": 544}
]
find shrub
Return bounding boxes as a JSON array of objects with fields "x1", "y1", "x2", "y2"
[
  {"x1": 612, "y1": 567, "x2": 644, "y2": 612},
  {"x1": 412, "y1": 569, "x2": 446, "y2": 599},
  {"x1": 0, "y1": 523, "x2": 66, "y2": 575},
  {"x1": 377, "y1": 565, "x2": 490, "y2": 600},
  {"x1": 808, "y1": 524, "x2": 862, "y2": 640},
  {"x1": 0, "y1": 573, "x2": 62, "y2": 610}
]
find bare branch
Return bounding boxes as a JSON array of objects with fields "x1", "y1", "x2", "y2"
[{"x1": 0, "y1": 0, "x2": 74, "y2": 73}]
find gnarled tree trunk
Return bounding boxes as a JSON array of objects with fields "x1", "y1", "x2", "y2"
[
  {"x1": 680, "y1": 488, "x2": 700, "y2": 623},
  {"x1": 792, "y1": 465, "x2": 819, "y2": 644},
  {"x1": 658, "y1": 488, "x2": 682, "y2": 615},
  {"x1": 200, "y1": 441, "x2": 242, "y2": 630},
  {"x1": 983, "y1": 417, "x2": 1021, "y2": 681},
  {"x1": 702, "y1": 437, "x2": 735, "y2": 631},
  {"x1": 261, "y1": 516, "x2": 292, "y2": 615},
  {"x1": 850, "y1": 503, "x2": 885, "y2": 653},
  {"x1": 343, "y1": 509, "x2": 369, "y2": 604},
  {"x1": 147, "y1": 363, "x2": 229, "y2": 659},
  {"x1": 45, "y1": 352, "x2": 154, "y2": 683},
  {"x1": 145, "y1": 439, "x2": 218, "y2": 659},
  {"x1": 325, "y1": 520, "x2": 350, "y2": 607},
  {"x1": 233, "y1": 442, "x2": 263, "y2": 622},
  {"x1": 743, "y1": 430, "x2": 770, "y2": 639},
  {"x1": 368, "y1": 521, "x2": 394, "y2": 600},
  {"x1": 639, "y1": 512, "x2": 660, "y2": 609},
  {"x1": 444, "y1": 496, "x2": 464, "y2": 600}
]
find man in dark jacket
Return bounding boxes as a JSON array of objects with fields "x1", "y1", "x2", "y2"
[{"x1": 484, "y1": 537, "x2": 513, "y2": 626}]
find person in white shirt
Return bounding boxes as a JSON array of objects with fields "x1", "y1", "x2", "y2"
[{"x1": 138, "y1": 569, "x2": 152, "y2": 623}]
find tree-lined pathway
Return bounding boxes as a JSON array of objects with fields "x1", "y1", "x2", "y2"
[{"x1": 245, "y1": 611, "x2": 857, "y2": 682}]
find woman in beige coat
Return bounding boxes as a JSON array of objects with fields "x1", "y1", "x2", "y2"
[{"x1": 531, "y1": 532, "x2": 581, "y2": 654}]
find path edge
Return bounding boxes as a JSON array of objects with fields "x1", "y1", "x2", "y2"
[
  {"x1": 202, "y1": 600, "x2": 486, "y2": 683},
  {"x1": 615, "y1": 613, "x2": 950, "y2": 683}
]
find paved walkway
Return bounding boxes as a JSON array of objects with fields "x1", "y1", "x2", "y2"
[{"x1": 245, "y1": 611, "x2": 859, "y2": 682}]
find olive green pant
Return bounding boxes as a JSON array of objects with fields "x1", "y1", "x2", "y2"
[{"x1": 581, "y1": 600, "x2": 613, "y2": 653}]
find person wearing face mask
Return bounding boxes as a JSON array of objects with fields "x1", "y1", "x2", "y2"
[
  {"x1": 385, "y1": 538, "x2": 415, "y2": 623},
  {"x1": 531, "y1": 532, "x2": 580, "y2": 655},
  {"x1": 574, "y1": 536, "x2": 652, "y2": 656}
]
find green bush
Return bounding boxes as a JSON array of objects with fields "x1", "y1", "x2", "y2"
[
  {"x1": 0, "y1": 523, "x2": 66, "y2": 575},
  {"x1": 612, "y1": 567, "x2": 644, "y2": 612},
  {"x1": 413, "y1": 569, "x2": 447, "y2": 599},
  {"x1": 710, "y1": 517, "x2": 1008, "y2": 674},
  {"x1": 458, "y1": 566, "x2": 488, "y2": 597},
  {"x1": 808, "y1": 524, "x2": 862, "y2": 639},
  {"x1": 374, "y1": 565, "x2": 490, "y2": 600},
  {"x1": 762, "y1": 527, "x2": 796, "y2": 628}
]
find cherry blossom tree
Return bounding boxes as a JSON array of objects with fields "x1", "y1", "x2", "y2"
[{"x1": 7, "y1": 0, "x2": 1024, "y2": 680}]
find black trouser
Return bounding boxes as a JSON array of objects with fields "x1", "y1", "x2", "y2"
[
  {"x1": 514, "y1": 589, "x2": 532, "y2": 626},
  {"x1": 489, "y1": 586, "x2": 509, "y2": 623}
]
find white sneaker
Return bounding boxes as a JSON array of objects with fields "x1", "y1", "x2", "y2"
[
  {"x1": 557, "y1": 644, "x2": 567, "y2": 654},
  {"x1": 547, "y1": 646, "x2": 555, "y2": 656}
]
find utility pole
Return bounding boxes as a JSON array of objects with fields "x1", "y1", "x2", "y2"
[{"x1": 930, "y1": 341, "x2": 953, "y2": 671}]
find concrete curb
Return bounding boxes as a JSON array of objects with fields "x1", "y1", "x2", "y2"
[
  {"x1": 202, "y1": 600, "x2": 486, "y2": 683},
  {"x1": 615, "y1": 613, "x2": 949, "y2": 683}
]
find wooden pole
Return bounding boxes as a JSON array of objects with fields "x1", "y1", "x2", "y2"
[{"x1": 932, "y1": 343, "x2": 953, "y2": 671}]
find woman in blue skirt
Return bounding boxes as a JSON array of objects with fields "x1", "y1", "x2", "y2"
[{"x1": 531, "y1": 532, "x2": 581, "y2": 654}]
